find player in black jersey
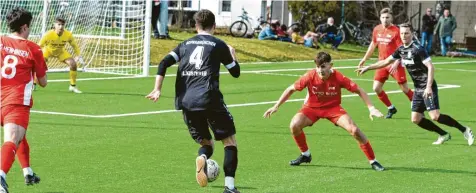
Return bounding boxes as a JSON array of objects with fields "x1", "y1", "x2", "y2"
[
  {"x1": 146, "y1": 9, "x2": 241, "y2": 193},
  {"x1": 356, "y1": 23, "x2": 474, "y2": 146}
]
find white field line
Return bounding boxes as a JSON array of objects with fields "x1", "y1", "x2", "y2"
[
  {"x1": 47, "y1": 60, "x2": 476, "y2": 83},
  {"x1": 31, "y1": 83, "x2": 460, "y2": 118}
]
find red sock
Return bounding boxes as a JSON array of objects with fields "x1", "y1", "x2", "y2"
[
  {"x1": 405, "y1": 89, "x2": 414, "y2": 101},
  {"x1": 17, "y1": 137, "x2": 30, "y2": 168},
  {"x1": 377, "y1": 91, "x2": 392, "y2": 107},
  {"x1": 1, "y1": 142, "x2": 17, "y2": 174},
  {"x1": 359, "y1": 141, "x2": 376, "y2": 161},
  {"x1": 293, "y1": 132, "x2": 309, "y2": 152}
]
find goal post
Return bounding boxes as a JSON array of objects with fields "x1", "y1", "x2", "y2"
[{"x1": 0, "y1": 0, "x2": 151, "y2": 77}]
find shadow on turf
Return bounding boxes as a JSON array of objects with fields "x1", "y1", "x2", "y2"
[
  {"x1": 82, "y1": 91, "x2": 174, "y2": 98},
  {"x1": 30, "y1": 121, "x2": 435, "y2": 141},
  {"x1": 300, "y1": 164, "x2": 476, "y2": 175},
  {"x1": 210, "y1": 185, "x2": 257, "y2": 190}
]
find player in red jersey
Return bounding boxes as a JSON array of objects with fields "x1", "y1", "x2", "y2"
[
  {"x1": 0, "y1": 7, "x2": 48, "y2": 192},
  {"x1": 358, "y1": 8, "x2": 414, "y2": 119},
  {"x1": 263, "y1": 52, "x2": 385, "y2": 171}
]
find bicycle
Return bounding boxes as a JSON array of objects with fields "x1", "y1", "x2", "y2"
[
  {"x1": 338, "y1": 20, "x2": 372, "y2": 46},
  {"x1": 229, "y1": 8, "x2": 268, "y2": 38},
  {"x1": 288, "y1": 9, "x2": 322, "y2": 36}
]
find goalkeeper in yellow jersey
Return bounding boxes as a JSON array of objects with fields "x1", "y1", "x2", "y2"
[{"x1": 38, "y1": 17, "x2": 82, "y2": 93}]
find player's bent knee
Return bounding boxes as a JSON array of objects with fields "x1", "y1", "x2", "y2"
[
  {"x1": 66, "y1": 59, "x2": 77, "y2": 70},
  {"x1": 399, "y1": 83, "x2": 409, "y2": 92},
  {"x1": 348, "y1": 125, "x2": 360, "y2": 137},
  {"x1": 222, "y1": 135, "x2": 237, "y2": 147},
  {"x1": 429, "y1": 113, "x2": 440, "y2": 121},
  {"x1": 411, "y1": 118, "x2": 421, "y2": 124},
  {"x1": 372, "y1": 84, "x2": 383, "y2": 93},
  {"x1": 3, "y1": 123, "x2": 26, "y2": 145},
  {"x1": 289, "y1": 122, "x2": 304, "y2": 136},
  {"x1": 411, "y1": 114, "x2": 422, "y2": 124},
  {"x1": 200, "y1": 139, "x2": 213, "y2": 146}
]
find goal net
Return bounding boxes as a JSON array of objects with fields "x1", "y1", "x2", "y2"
[{"x1": 0, "y1": 0, "x2": 152, "y2": 76}]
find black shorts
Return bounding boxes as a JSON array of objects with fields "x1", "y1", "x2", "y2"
[
  {"x1": 182, "y1": 108, "x2": 236, "y2": 143},
  {"x1": 411, "y1": 88, "x2": 439, "y2": 113}
]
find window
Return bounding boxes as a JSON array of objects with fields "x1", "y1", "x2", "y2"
[
  {"x1": 168, "y1": 1, "x2": 178, "y2": 8},
  {"x1": 182, "y1": 0, "x2": 192, "y2": 8},
  {"x1": 221, "y1": 0, "x2": 231, "y2": 12},
  {"x1": 168, "y1": 1, "x2": 191, "y2": 8}
]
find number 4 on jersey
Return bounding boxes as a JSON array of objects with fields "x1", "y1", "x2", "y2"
[{"x1": 190, "y1": 46, "x2": 204, "y2": 69}]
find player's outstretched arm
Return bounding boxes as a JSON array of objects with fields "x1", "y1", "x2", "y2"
[
  {"x1": 358, "y1": 41, "x2": 377, "y2": 68},
  {"x1": 354, "y1": 87, "x2": 383, "y2": 120},
  {"x1": 355, "y1": 56, "x2": 396, "y2": 75},
  {"x1": 225, "y1": 45, "x2": 241, "y2": 78},
  {"x1": 33, "y1": 47, "x2": 48, "y2": 87},
  {"x1": 263, "y1": 85, "x2": 297, "y2": 118},
  {"x1": 146, "y1": 53, "x2": 177, "y2": 102},
  {"x1": 388, "y1": 59, "x2": 402, "y2": 75}
]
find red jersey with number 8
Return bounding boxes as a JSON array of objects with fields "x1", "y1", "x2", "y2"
[{"x1": 1, "y1": 35, "x2": 48, "y2": 107}]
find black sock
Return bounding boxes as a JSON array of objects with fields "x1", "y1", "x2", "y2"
[
  {"x1": 417, "y1": 118, "x2": 448, "y2": 135},
  {"x1": 198, "y1": 145, "x2": 213, "y2": 159},
  {"x1": 437, "y1": 114, "x2": 466, "y2": 133},
  {"x1": 224, "y1": 146, "x2": 238, "y2": 177}
]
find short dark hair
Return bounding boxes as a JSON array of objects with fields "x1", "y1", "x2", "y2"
[
  {"x1": 280, "y1": 24, "x2": 287, "y2": 31},
  {"x1": 6, "y1": 7, "x2": 32, "y2": 33},
  {"x1": 315, "y1": 52, "x2": 332, "y2": 65},
  {"x1": 55, "y1": 17, "x2": 66, "y2": 24},
  {"x1": 380, "y1": 8, "x2": 393, "y2": 15},
  {"x1": 399, "y1": 23, "x2": 413, "y2": 32},
  {"x1": 443, "y1": 7, "x2": 450, "y2": 12},
  {"x1": 193, "y1": 9, "x2": 215, "y2": 30},
  {"x1": 292, "y1": 25, "x2": 301, "y2": 33}
]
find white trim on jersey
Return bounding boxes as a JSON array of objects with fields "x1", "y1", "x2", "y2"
[
  {"x1": 169, "y1": 51, "x2": 179, "y2": 62},
  {"x1": 422, "y1": 57, "x2": 432, "y2": 65},
  {"x1": 225, "y1": 61, "x2": 236, "y2": 69},
  {"x1": 23, "y1": 79, "x2": 33, "y2": 106},
  {"x1": 304, "y1": 91, "x2": 309, "y2": 105}
]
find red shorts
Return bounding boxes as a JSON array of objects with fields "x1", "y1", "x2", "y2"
[
  {"x1": 299, "y1": 105, "x2": 347, "y2": 124},
  {"x1": 1, "y1": 105, "x2": 31, "y2": 129},
  {"x1": 374, "y1": 64, "x2": 407, "y2": 84}
]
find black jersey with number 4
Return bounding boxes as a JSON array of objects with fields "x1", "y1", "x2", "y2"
[
  {"x1": 391, "y1": 42, "x2": 437, "y2": 91},
  {"x1": 169, "y1": 34, "x2": 238, "y2": 111}
]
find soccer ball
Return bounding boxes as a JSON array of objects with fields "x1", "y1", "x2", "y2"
[{"x1": 206, "y1": 159, "x2": 220, "y2": 182}]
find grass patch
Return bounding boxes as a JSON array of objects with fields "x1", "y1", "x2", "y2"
[{"x1": 150, "y1": 32, "x2": 376, "y2": 64}]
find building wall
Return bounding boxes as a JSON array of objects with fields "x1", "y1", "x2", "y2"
[
  {"x1": 197, "y1": 0, "x2": 263, "y2": 27},
  {"x1": 270, "y1": 1, "x2": 290, "y2": 25}
]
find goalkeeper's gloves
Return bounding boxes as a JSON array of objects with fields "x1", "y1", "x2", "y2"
[{"x1": 368, "y1": 106, "x2": 383, "y2": 121}]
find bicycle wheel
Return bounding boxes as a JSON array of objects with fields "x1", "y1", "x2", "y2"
[
  {"x1": 337, "y1": 28, "x2": 346, "y2": 45},
  {"x1": 229, "y1": 21, "x2": 248, "y2": 37},
  {"x1": 358, "y1": 28, "x2": 372, "y2": 46}
]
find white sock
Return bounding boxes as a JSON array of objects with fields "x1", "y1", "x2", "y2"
[
  {"x1": 387, "y1": 105, "x2": 395, "y2": 109},
  {"x1": 0, "y1": 170, "x2": 6, "y2": 180},
  {"x1": 200, "y1": 154, "x2": 207, "y2": 160},
  {"x1": 225, "y1": 176, "x2": 235, "y2": 190},
  {"x1": 301, "y1": 150, "x2": 311, "y2": 157},
  {"x1": 23, "y1": 167, "x2": 33, "y2": 177}
]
